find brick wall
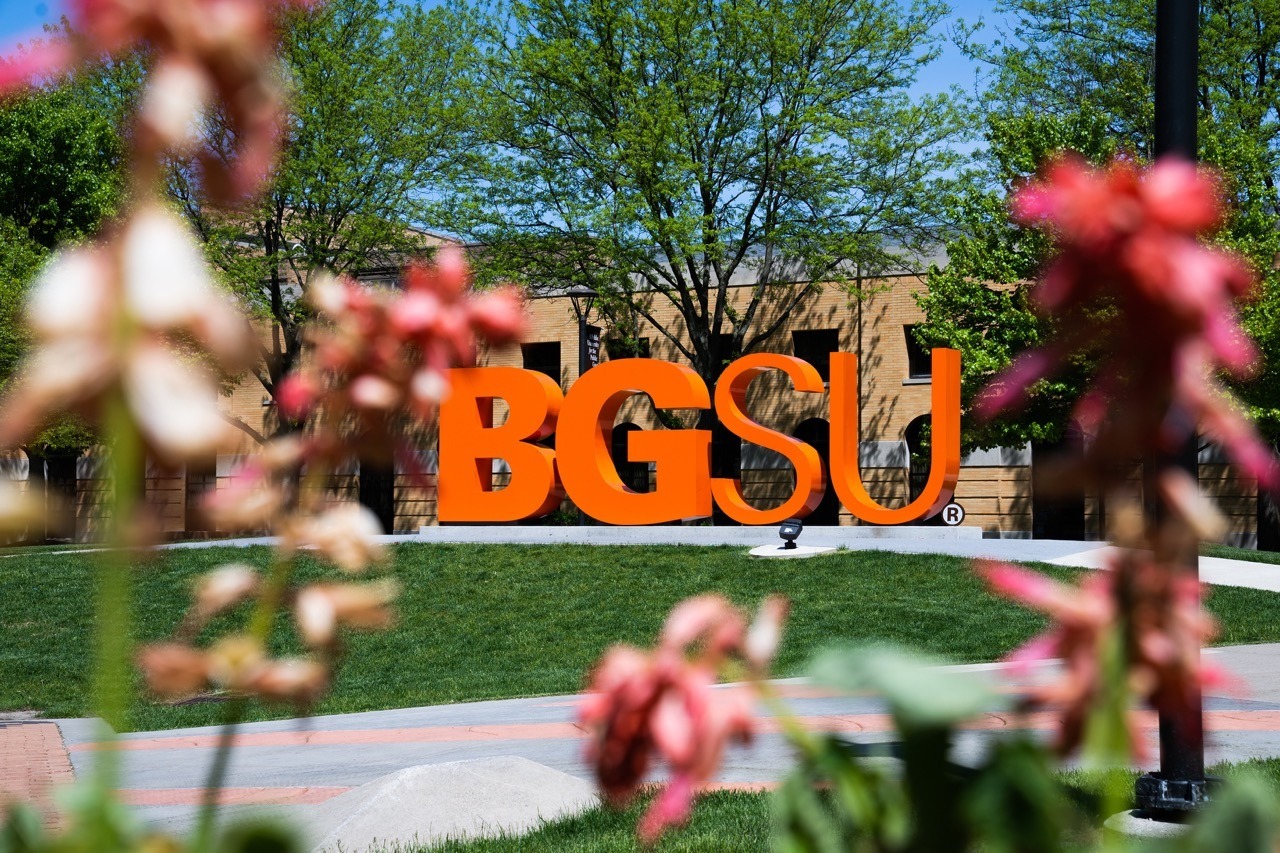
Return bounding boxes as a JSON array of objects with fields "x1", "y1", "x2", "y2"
[{"x1": 47, "y1": 274, "x2": 1257, "y2": 544}]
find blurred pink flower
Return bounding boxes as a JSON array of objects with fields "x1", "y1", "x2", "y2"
[
  {"x1": 191, "y1": 564, "x2": 260, "y2": 627},
  {"x1": 580, "y1": 595, "x2": 782, "y2": 843},
  {"x1": 282, "y1": 504, "x2": 388, "y2": 573},
  {"x1": 981, "y1": 154, "x2": 1278, "y2": 493},
  {"x1": 979, "y1": 556, "x2": 1219, "y2": 757},
  {"x1": 0, "y1": 206, "x2": 252, "y2": 465},
  {"x1": 247, "y1": 658, "x2": 329, "y2": 705},
  {"x1": 294, "y1": 579, "x2": 399, "y2": 648},
  {"x1": 137, "y1": 642, "x2": 210, "y2": 699},
  {"x1": 271, "y1": 251, "x2": 524, "y2": 477},
  {"x1": 1, "y1": 0, "x2": 315, "y2": 201}
]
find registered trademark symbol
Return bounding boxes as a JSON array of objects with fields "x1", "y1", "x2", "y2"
[{"x1": 940, "y1": 502, "x2": 965, "y2": 526}]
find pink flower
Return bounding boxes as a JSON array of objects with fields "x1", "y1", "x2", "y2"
[
  {"x1": 294, "y1": 579, "x2": 399, "y2": 648},
  {"x1": 979, "y1": 554, "x2": 1218, "y2": 757},
  {"x1": 637, "y1": 775, "x2": 695, "y2": 845},
  {"x1": 191, "y1": 564, "x2": 260, "y2": 626},
  {"x1": 580, "y1": 595, "x2": 782, "y2": 843},
  {"x1": 0, "y1": 206, "x2": 253, "y2": 465},
  {"x1": 275, "y1": 253, "x2": 527, "y2": 473},
  {"x1": 0, "y1": 40, "x2": 70, "y2": 93},
  {"x1": 137, "y1": 642, "x2": 210, "y2": 698},
  {"x1": 984, "y1": 154, "x2": 1279, "y2": 493},
  {"x1": 282, "y1": 504, "x2": 388, "y2": 573},
  {"x1": 246, "y1": 658, "x2": 329, "y2": 706},
  {"x1": 2, "y1": 0, "x2": 314, "y2": 201}
]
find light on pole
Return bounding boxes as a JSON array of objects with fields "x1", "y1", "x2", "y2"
[
  {"x1": 566, "y1": 284, "x2": 600, "y2": 378},
  {"x1": 1136, "y1": 0, "x2": 1213, "y2": 820},
  {"x1": 567, "y1": 284, "x2": 599, "y2": 525}
]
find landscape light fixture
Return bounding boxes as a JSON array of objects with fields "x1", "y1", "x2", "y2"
[
  {"x1": 778, "y1": 518, "x2": 803, "y2": 550},
  {"x1": 566, "y1": 283, "x2": 599, "y2": 323}
]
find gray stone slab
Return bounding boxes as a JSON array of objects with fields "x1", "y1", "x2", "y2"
[{"x1": 308, "y1": 757, "x2": 598, "y2": 852}]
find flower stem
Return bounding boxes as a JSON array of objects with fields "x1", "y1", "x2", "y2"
[
  {"x1": 93, "y1": 390, "x2": 142, "y2": 793},
  {"x1": 194, "y1": 551, "x2": 295, "y2": 850},
  {"x1": 193, "y1": 698, "x2": 246, "y2": 853}
]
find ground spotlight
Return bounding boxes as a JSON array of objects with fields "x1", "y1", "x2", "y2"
[{"x1": 778, "y1": 518, "x2": 803, "y2": 551}]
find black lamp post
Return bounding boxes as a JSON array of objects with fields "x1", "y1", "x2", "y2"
[
  {"x1": 566, "y1": 284, "x2": 599, "y2": 524},
  {"x1": 1135, "y1": 0, "x2": 1212, "y2": 820},
  {"x1": 567, "y1": 284, "x2": 599, "y2": 378}
]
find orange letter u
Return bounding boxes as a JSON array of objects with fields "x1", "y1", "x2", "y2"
[{"x1": 828, "y1": 350, "x2": 962, "y2": 524}]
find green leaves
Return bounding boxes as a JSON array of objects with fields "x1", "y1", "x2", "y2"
[
  {"x1": 811, "y1": 645, "x2": 1001, "y2": 731},
  {"x1": 451, "y1": 0, "x2": 964, "y2": 382},
  {"x1": 0, "y1": 88, "x2": 123, "y2": 251},
  {"x1": 928, "y1": 0, "x2": 1280, "y2": 448},
  {"x1": 773, "y1": 644, "x2": 1074, "y2": 852}
]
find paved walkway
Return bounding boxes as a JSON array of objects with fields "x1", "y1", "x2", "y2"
[
  {"x1": 0, "y1": 643, "x2": 1265, "y2": 838},
  {"x1": 0, "y1": 722, "x2": 75, "y2": 829},
  {"x1": 7, "y1": 531, "x2": 1280, "y2": 840}
]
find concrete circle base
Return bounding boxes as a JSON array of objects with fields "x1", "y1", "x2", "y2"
[
  {"x1": 748, "y1": 544, "x2": 838, "y2": 559},
  {"x1": 1103, "y1": 810, "x2": 1192, "y2": 839}
]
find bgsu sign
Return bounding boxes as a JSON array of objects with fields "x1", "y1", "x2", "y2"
[{"x1": 438, "y1": 350, "x2": 962, "y2": 525}]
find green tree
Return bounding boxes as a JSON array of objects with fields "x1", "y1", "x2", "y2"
[
  {"x1": 919, "y1": 0, "x2": 1280, "y2": 449},
  {"x1": 0, "y1": 87, "x2": 121, "y2": 455},
  {"x1": 0, "y1": 86, "x2": 123, "y2": 250},
  {"x1": 0, "y1": 218, "x2": 45, "y2": 382},
  {"x1": 915, "y1": 110, "x2": 1119, "y2": 451},
  {"x1": 167, "y1": 0, "x2": 478, "y2": 418},
  {"x1": 450, "y1": 0, "x2": 964, "y2": 399}
]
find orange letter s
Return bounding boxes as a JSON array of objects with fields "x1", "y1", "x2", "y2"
[{"x1": 710, "y1": 353, "x2": 826, "y2": 525}]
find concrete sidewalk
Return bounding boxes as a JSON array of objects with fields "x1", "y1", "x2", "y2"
[
  {"x1": 14, "y1": 528, "x2": 1280, "y2": 593},
  {"x1": 152, "y1": 528, "x2": 1280, "y2": 594},
  {"x1": 17, "y1": 643, "x2": 1273, "y2": 842}
]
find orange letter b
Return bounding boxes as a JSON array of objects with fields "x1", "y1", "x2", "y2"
[{"x1": 437, "y1": 367, "x2": 564, "y2": 522}]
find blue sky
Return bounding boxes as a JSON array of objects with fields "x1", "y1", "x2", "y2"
[
  {"x1": 0, "y1": 0, "x2": 62, "y2": 49},
  {"x1": 1, "y1": 0, "x2": 1002, "y2": 98}
]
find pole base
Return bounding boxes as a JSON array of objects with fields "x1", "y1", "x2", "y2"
[{"x1": 1134, "y1": 772, "x2": 1221, "y2": 817}]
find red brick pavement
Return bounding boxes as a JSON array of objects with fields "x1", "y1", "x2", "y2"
[{"x1": 0, "y1": 722, "x2": 75, "y2": 828}]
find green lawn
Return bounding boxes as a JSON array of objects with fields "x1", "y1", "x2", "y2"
[
  {"x1": 2, "y1": 544, "x2": 1280, "y2": 732},
  {"x1": 422, "y1": 788, "x2": 772, "y2": 853},
  {"x1": 1203, "y1": 542, "x2": 1280, "y2": 565}
]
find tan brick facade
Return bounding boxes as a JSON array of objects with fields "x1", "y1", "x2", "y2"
[{"x1": 0, "y1": 274, "x2": 1260, "y2": 545}]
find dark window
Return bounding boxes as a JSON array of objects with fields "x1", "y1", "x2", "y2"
[
  {"x1": 521, "y1": 342, "x2": 561, "y2": 384},
  {"x1": 603, "y1": 335, "x2": 649, "y2": 360},
  {"x1": 712, "y1": 333, "x2": 737, "y2": 380},
  {"x1": 611, "y1": 423, "x2": 650, "y2": 493},
  {"x1": 185, "y1": 454, "x2": 217, "y2": 533},
  {"x1": 792, "y1": 329, "x2": 840, "y2": 382},
  {"x1": 904, "y1": 325, "x2": 931, "y2": 379},
  {"x1": 711, "y1": 418, "x2": 741, "y2": 479}
]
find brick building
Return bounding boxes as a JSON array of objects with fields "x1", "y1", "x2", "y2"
[{"x1": 2, "y1": 261, "x2": 1260, "y2": 545}]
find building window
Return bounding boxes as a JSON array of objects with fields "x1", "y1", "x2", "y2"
[
  {"x1": 604, "y1": 335, "x2": 650, "y2": 360},
  {"x1": 711, "y1": 333, "x2": 738, "y2": 381},
  {"x1": 521, "y1": 342, "x2": 561, "y2": 384},
  {"x1": 904, "y1": 325, "x2": 931, "y2": 379},
  {"x1": 792, "y1": 329, "x2": 840, "y2": 382}
]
